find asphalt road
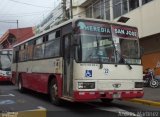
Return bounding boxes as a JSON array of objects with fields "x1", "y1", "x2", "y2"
[{"x1": 0, "y1": 82, "x2": 160, "y2": 117}]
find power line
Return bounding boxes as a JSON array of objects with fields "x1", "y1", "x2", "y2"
[
  {"x1": 0, "y1": 20, "x2": 17, "y2": 23},
  {"x1": 9, "y1": 0, "x2": 52, "y2": 9},
  {"x1": 0, "y1": 10, "x2": 51, "y2": 16},
  {"x1": 0, "y1": 12, "x2": 50, "y2": 17}
]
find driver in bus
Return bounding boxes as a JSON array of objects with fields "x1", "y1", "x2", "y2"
[{"x1": 86, "y1": 48, "x2": 109, "y2": 62}]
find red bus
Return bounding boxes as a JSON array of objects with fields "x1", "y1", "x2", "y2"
[
  {"x1": 12, "y1": 18, "x2": 144, "y2": 105},
  {"x1": 0, "y1": 49, "x2": 12, "y2": 82}
]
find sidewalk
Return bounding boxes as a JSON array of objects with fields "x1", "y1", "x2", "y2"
[
  {"x1": 143, "y1": 87, "x2": 160, "y2": 102},
  {"x1": 128, "y1": 87, "x2": 160, "y2": 107}
]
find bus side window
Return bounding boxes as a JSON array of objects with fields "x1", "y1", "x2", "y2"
[
  {"x1": 19, "y1": 44, "x2": 25, "y2": 62},
  {"x1": 13, "y1": 46, "x2": 19, "y2": 63},
  {"x1": 44, "y1": 30, "x2": 60, "y2": 58},
  {"x1": 26, "y1": 40, "x2": 34, "y2": 60},
  {"x1": 33, "y1": 36, "x2": 45, "y2": 59},
  {"x1": 15, "y1": 51, "x2": 19, "y2": 63},
  {"x1": 19, "y1": 43, "x2": 28, "y2": 62},
  {"x1": 56, "y1": 30, "x2": 60, "y2": 38},
  {"x1": 45, "y1": 39, "x2": 60, "y2": 58}
]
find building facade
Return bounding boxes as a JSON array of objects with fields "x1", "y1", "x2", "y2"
[
  {"x1": 35, "y1": 3, "x2": 63, "y2": 34},
  {"x1": 0, "y1": 27, "x2": 35, "y2": 49},
  {"x1": 37, "y1": 0, "x2": 160, "y2": 74},
  {"x1": 70, "y1": 0, "x2": 160, "y2": 75}
]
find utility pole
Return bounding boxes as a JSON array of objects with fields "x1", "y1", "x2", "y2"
[
  {"x1": 16, "y1": 20, "x2": 19, "y2": 42},
  {"x1": 70, "y1": 0, "x2": 73, "y2": 19},
  {"x1": 15, "y1": 20, "x2": 19, "y2": 85},
  {"x1": 62, "y1": 0, "x2": 67, "y2": 20},
  {"x1": 16, "y1": 20, "x2": 19, "y2": 29}
]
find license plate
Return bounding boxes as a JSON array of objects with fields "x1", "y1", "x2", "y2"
[{"x1": 113, "y1": 93, "x2": 121, "y2": 98}]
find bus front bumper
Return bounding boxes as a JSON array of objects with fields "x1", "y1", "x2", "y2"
[
  {"x1": 73, "y1": 90, "x2": 144, "y2": 101},
  {"x1": 0, "y1": 76, "x2": 11, "y2": 82}
]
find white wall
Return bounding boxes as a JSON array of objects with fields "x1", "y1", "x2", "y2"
[
  {"x1": 69, "y1": 0, "x2": 160, "y2": 38},
  {"x1": 66, "y1": 0, "x2": 86, "y2": 7},
  {"x1": 116, "y1": 0, "x2": 160, "y2": 38},
  {"x1": 72, "y1": 7, "x2": 86, "y2": 18},
  {"x1": 66, "y1": 0, "x2": 86, "y2": 18}
]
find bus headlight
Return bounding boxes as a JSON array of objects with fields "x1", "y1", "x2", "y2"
[
  {"x1": 135, "y1": 82, "x2": 143, "y2": 88},
  {"x1": 78, "y1": 82, "x2": 95, "y2": 89}
]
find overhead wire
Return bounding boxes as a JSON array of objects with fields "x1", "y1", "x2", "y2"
[
  {"x1": 0, "y1": 0, "x2": 55, "y2": 36},
  {"x1": 0, "y1": 0, "x2": 60, "y2": 27},
  {"x1": 0, "y1": 10, "x2": 51, "y2": 16},
  {"x1": 0, "y1": 12, "x2": 51, "y2": 18},
  {"x1": 0, "y1": 20, "x2": 17, "y2": 23},
  {"x1": 0, "y1": 0, "x2": 15, "y2": 17},
  {"x1": 0, "y1": 0, "x2": 8, "y2": 13},
  {"x1": 9, "y1": 0, "x2": 52, "y2": 9}
]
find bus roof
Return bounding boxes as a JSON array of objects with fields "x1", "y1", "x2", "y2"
[{"x1": 13, "y1": 17, "x2": 137, "y2": 48}]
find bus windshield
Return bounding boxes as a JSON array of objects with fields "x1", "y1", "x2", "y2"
[
  {"x1": 120, "y1": 39, "x2": 139, "y2": 59},
  {"x1": 75, "y1": 20, "x2": 141, "y2": 64},
  {"x1": 0, "y1": 54, "x2": 12, "y2": 71},
  {"x1": 114, "y1": 38, "x2": 141, "y2": 64},
  {"x1": 77, "y1": 34, "x2": 116, "y2": 63}
]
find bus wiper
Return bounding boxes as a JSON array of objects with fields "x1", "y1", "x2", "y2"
[{"x1": 115, "y1": 50, "x2": 132, "y2": 70}]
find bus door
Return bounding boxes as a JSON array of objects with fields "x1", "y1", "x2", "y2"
[{"x1": 63, "y1": 34, "x2": 73, "y2": 97}]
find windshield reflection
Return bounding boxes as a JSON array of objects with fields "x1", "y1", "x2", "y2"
[
  {"x1": 77, "y1": 35, "x2": 116, "y2": 63},
  {"x1": 0, "y1": 54, "x2": 12, "y2": 71},
  {"x1": 114, "y1": 38, "x2": 141, "y2": 64}
]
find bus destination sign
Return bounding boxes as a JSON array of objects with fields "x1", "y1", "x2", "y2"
[
  {"x1": 77, "y1": 21, "x2": 111, "y2": 36},
  {"x1": 111, "y1": 25, "x2": 138, "y2": 39}
]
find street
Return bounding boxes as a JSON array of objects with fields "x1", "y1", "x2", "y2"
[
  {"x1": 0, "y1": 82, "x2": 160, "y2": 117},
  {"x1": 0, "y1": 0, "x2": 160, "y2": 117}
]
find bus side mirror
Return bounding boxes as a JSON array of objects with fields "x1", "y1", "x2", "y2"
[{"x1": 73, "y1": 35, "x2": 80, "y2": 46}]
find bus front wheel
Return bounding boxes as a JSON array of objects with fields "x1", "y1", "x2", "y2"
[{"x1": 49, "y1": 79, "x2": 62, "y2": 105}]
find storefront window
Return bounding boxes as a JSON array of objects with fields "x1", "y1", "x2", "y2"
[
  {"x1": 113, "y1": 0, "x2": 121, "y2": 18},
  {"x1": 129, "y1": 0, "x2": 139, "y2": 11},
  {"x1": 93, "y1": 1, "x2": 101, "y2": 18},
  {"x1": 142, "y1": 0, "x2": 152, "y2": 5},
  {"x1": 122, "y1": 0, "x2": 128, "y2": 14},
  {"x1": 86, "y1": 6, "x2": 92, "y2": 18},
  {"x1": 86, "y1": 0, "x2": 110, "y2": 20},
  {"x1": 105, "y1": 0, "x2": 110, "y2": 20}
]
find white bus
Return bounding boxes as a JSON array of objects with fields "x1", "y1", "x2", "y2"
[
  {"x1": 12, "y1": 18, "x2": 144, "y2": 105},
  {"x1": 0, "y1": 49, "x2": 12, "y2": 82}
]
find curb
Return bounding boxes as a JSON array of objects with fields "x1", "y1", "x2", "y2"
[
  {"x1": 128, "y1": 98, "x2": 160, "y2": 107},
  {"x1": 18, "y1": 108, "x2": 46, "y2": 117},
  {"x1": 0, "y1": 108, "x2": 46, "y2": 117}
]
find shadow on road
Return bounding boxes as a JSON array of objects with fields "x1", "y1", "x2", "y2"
[{"x1": 0, "y1": 81, "x2": 13, "y2": 85}]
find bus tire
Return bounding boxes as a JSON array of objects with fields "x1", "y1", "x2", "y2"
[
  {"x1": 101, "y1": 99, "x2": 113, "y2": 103},
  {"x1": 49, "y1": 79, "x2": 62, "y2": 106},
  {"x1": 18, "y1": 78, "x2": 24, "y2": 93}
]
